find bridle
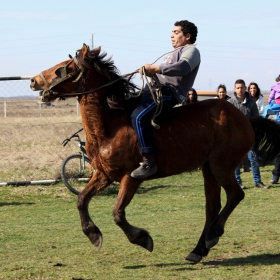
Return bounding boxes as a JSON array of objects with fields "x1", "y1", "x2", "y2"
[
  {"x1": 39, "y1": 54, "x2": 90, "y2": 101},
  {"x1": 39, "y1": 51, "x2": 143, "y2": 104},
  {"x1": 38, "y1": 45, "x2": 186, "y2": 103},
  {"x1": 38, "y1": 46, "x2": 187, "y2": 128}
]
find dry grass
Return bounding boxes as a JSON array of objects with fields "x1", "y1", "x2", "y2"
[{"x1": 0, "y1": 98, "x2": 84, "y2": 182}]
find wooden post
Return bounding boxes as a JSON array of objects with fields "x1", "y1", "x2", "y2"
[
  {"x1": 39, "y1": 102, "x2": 42, "y2": 117},
  {"x1": 4, "y1": 101, "x2": 6, "y2": 117},
  {"x1": 76, "y1": 100, "x2": 79, "y2": 115}
]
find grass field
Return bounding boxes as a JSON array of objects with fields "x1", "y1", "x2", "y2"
[{"x1": 1, "y1": 167, "x2": 280, "y2": 280}]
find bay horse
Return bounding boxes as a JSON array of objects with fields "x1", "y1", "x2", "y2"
[{"x1": 30, "y1": 44, "x2": 280, "y2": 263}]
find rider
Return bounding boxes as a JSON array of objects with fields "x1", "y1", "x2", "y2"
[{"x1": 130, "y1": 20, "x2": 201, "y2": 179}]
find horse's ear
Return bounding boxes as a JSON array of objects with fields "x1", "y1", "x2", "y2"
[
  {"x1": 80, "y1": 43, "x2": 90, "y2": 59},
  {"x1": 95, "y1": 46, "x2": 101, "y2": 55}
]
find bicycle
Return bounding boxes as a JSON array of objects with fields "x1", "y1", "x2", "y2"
[{"x1": 61, "y1": 128, "x2": 94, "y2": 195}]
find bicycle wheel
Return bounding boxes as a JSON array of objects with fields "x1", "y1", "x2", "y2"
[{"x1": 61, "y1": 154, "x2": 94, "y2": 195}]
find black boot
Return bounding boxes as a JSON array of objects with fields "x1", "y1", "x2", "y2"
[{"x1": 130, "y1": 153, "x2": 158, "y2": 179}]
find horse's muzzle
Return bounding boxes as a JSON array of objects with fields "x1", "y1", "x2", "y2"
[{"x1": 30, "y1": 78, "x2": 36, "y2": 87}]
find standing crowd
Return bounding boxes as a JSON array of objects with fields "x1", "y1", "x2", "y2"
[{"x1": 188, "y1": 75, "x2": 280, "y2": 190}]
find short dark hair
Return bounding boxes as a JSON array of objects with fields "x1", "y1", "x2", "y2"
[
  {"x1": 235, "y1": 79, "x2": 246, "y2": 86},
  {"x1": 276, "y1": 75, "x2": 280, "y2": 82},
  {"x1": 174, "y1": 20, "x2": 198, "y2": 43}
]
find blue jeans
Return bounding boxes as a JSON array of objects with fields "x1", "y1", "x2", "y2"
[
  {"x1": 235, "y1": 150, "x2": 261, "y2": 184},
  {"x1": 131, "y1": 85, "x2": 178, "y2": 155}
]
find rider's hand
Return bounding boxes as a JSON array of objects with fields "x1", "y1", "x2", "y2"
[{"x1": 143, "y1": 64, "x2": 160, "y2": 77}]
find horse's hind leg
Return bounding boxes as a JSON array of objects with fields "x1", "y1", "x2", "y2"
[
  {"x1": 205, "y1": 173, "x2": 244, "y2": 249},
  {"x1": 186, "y1": 162, "x2": 222, "y2": 263},
  {"x1": 112, "y1": 175, "x2": 153, "y2": 252},
  {"x1": 77, "y1": 170, "x2": 111, "y2": 249}
]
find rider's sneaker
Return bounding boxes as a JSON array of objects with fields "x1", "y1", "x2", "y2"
[
  {"x1": 239, "y1": 183, "x2": 247, "y2": 189},
  {"x1": 131, "y1": 154, "x2": 157, "y2": 179}
]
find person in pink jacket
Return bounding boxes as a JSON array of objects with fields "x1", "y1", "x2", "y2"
[{"x1": 268, "y1": 75, "x2": 280, "y2": 105}]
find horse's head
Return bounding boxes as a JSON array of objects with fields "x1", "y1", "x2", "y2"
[
  {"x1": 31, "y1": 44, "x2": 138, "y2": 105},
  {"x1": 30, "y1": 44, "x2": 102, "y2": 102}
]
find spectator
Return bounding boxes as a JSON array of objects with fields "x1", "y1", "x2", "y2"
[
  {"x1": 248, "y1": 82, "x2": 264, "y2": 114},
  {"x1": 241, "y1": 156, "x2": 251, "y2": 173},
  {"x1": 184, "y1": 88, "x2": 198, "y2": 104},
  {"x1": 228, "y1": 79, "x2": 269, "y2": 189},
  {"x1": 268, "y1": 75, "x2": 280, "y2": 105},
  {"x1": 215, "y1": 84, "x2": 231, "y2": 100},
  {"x1": 270, "y1": 154, "x2": 280, "y2": 184},
  {"x1": 267, "y1": 75, "x2": 280, "y2": 120}
]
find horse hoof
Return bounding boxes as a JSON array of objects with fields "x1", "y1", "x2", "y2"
[
  {"x1": 88, "y1": 233, "x2": 103, "y2": 250},
  {"x1": 205, "y1": 236, "x2": 219, "y2": 249},
  {"x1": 186, "y1": 253, "x2": 202, "y2": 263},
  {"x1": 145, "y1": 235, "x2": 154, "y2": 252},
  {"x1": 131, "y1": 228, "x2": 154, "y2": 252}
]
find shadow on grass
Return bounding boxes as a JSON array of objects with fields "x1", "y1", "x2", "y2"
[
  {"x1": 124, "y1": 254, "x2": 280, "y2": 271},
  {"x1": 203, "y1": 253, "x2": 280, "y2": 266},
  {"x1": 137, "y1": 185, "x2": 176, "y2": 194},
  {"x1": 0, "y1": 202, "x2": 35, "y2": 207},
  {"x1": 98, "y1": 184, "x2": 179, "y2": 196},
  {"x1": 124, "y1": 262, "x2": 194, "y2": 270}
]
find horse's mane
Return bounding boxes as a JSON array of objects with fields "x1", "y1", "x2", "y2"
[{"x1": 78, "y1": 45, "x2": 139, "y2": 109}]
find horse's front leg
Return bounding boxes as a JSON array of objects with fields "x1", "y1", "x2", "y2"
[
  {"x1": 112, "y1": 175, "x2": 153, "y2": 252},
  {"x1": 77, "y1": 170, "x2": 111, "y2": 249}
]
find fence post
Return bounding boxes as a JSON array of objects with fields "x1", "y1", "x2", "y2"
[
  {"x1": 4, "y1": 101, "x2": 6, "y2": 117},
  {"x1": 76, "y1": 100, "x2": 79, "y2": 115},
  {"x1": 39, "y1": 102, "x2": 42, "y2": 117}
]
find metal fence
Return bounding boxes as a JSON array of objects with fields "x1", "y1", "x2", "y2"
[{"x1": 0, "y1": 77, "x2": 85, "y2": 184}]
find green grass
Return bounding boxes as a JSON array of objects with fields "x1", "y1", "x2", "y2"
[{"x1": 1, "y1": 166, "x2": 280, "y2": 280}]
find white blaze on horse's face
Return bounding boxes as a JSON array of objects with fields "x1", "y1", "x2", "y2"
[{"x1": 170, "y1": 26, "x2": 191, "y2": 48}]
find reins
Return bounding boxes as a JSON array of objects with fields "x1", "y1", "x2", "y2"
[{"x1": 40, "y1": 46, "x2": 188, "y2": 128}]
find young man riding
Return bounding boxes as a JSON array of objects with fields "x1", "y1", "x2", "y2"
[{"x1": 130, "y1": 20, "x2": 201, "y2": 179}]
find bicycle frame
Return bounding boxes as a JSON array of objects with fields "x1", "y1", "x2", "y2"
[{"x1": 61, "y1": 128, "x2": 94, "y2": 194}]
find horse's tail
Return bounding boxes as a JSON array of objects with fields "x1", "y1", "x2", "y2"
[{"x1": 250, "y1": 116, "x2": 280, "y2": 165}]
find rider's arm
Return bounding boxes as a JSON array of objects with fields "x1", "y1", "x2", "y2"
[
  {"x1": 159, "y1": 60, "x2": 191, "y2": 76},
  {"x1": 159, "y1": 47, "x2": 200, "y2": 77}
]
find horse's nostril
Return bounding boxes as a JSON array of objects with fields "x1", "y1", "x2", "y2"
[{"x1": 30, "y1": 78, "x2": 36, "y2": 87}]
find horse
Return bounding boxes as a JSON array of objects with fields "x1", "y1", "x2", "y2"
[{"x1": 30, "y1": 44, "x2": 280, "y2": 263}]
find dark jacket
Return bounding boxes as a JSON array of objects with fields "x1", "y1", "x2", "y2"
[{"x1": 228, "y1": 91, "x2": 259, "y2": 117}]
